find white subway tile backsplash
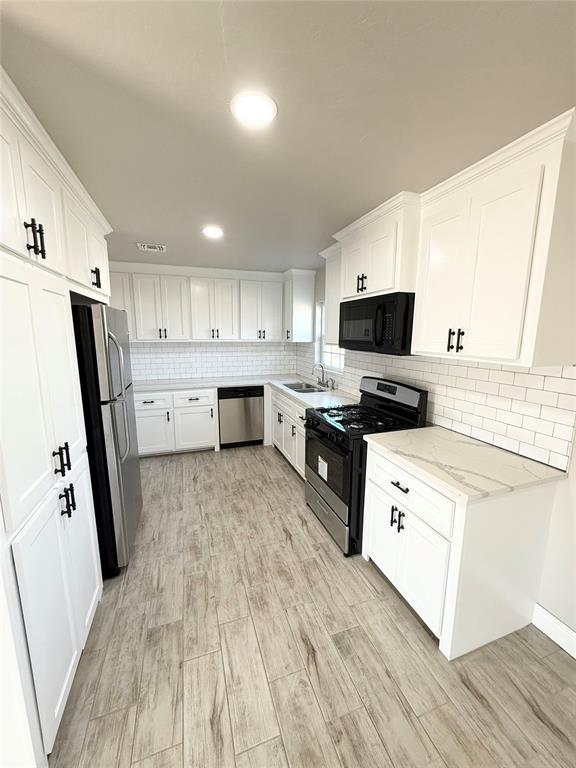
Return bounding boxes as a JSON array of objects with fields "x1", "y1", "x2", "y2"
[
  {"x1": 544, "y1": 377, "x2": 576, "y2": 395},
  {"x1": 540, "y1": 405, "x2": 576, "y2": 427},
  {"x1": 526, "y1": 388, "x2": 559, "y2": 407},
  {"x1": 558, "y1": 393, "x2": 576, "y2": 411},
  {"x1": 535, "y1": 433, "x2": 570, "y2": 455}
]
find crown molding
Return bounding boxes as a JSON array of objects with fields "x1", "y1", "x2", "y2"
[
  {"x1": 422, "y1": 108, "x2": 575, "y2": 206},
  {"x1": 1, "y1": 66, "x2": 112, "y2": 235},
  {"x1": 319, "y1": 242, "x2": 340, "y2": 260},
  {"x1": 333, "y1": 191, "x2": 420, "y2": 242}
]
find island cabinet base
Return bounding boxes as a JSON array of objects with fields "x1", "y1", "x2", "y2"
[{"x1": 363, "y1": 445, "x2": 560, "y2": 660}]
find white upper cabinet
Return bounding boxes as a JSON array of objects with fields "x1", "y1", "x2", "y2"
[
  {"x1": 109, "y1": 271, "x2": 135, "y2": 335},
  {"x1": 19, "y1": 135, "x2": 67, "y2": 276},
  {"x1": 190, "y1": 276, "x2": 213, "y2": 340},
  {"x1": 321, "y1": 244, "x2": 341, "y2": 345},
  {"x1": 212, "y1": 278, "x2": 239, "y2": 340},
  {"x1": 133, "y1": 273, "x2": 163, "y2": 340},
  {"x1": 412, "y1": 109, "x2": 575, "y2": 366},
  {"x1": 283, "y1": 269, "x2": 315, "y2": 342},
  {"x1": 161, "y1": 275, "x2": 191, "y2": 340},
  {"x1": 335, "y1": 192, "x2": 420, "y2": 301},
  {"x1": 87, "y1": 231, "x2": 110, "y2": 295},
  {"x1": 0, "y1": 112, "x2": 28, "y2": 256},
  {"x1": 62, "y1": 191, "x2": 90, "y2": 286},
  {"x1": 240, "y1": 280, "x2": 283, "y2": 340}
]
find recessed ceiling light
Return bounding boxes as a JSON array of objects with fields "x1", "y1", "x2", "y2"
[
  {"x1": 202, "y1": 224, "x2": 224, "y2": 240},
  {"x1": 230, "y1": 91, "x2": 277, "y2": 129}
]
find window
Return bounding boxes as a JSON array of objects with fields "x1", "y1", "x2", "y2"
[{"x1": 316, "y1": 301, "x2": 345, "y2": 372}]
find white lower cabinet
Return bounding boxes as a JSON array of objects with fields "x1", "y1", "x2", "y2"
[
  {"x1": 174, "y1": 405, "x2": 216, "y2": 451},
  {"x1": 11, "y1": 456, "x2": 102, "y2": 754},
  {"x1": 135, "y1": 389, "x2": 218, "y2": 455},
  {"x1": 135, "y1": 407, "x2": 175, "y2": 455},
  {"x1": 271, "y1": 392, "x2": 306, "y2": 478}
]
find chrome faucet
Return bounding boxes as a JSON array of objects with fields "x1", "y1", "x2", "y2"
[{"x1": 312, "y1": 362, "x2": 328, "y2": 388}]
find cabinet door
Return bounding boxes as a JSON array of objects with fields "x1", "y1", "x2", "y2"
[
  {"x1": 397, "y1": 511, "x2": 450, "y2": 637},
  {"x1": 174, "y1": 405, "x2": 215, "y2": 451},
  {"x1": 283, "y1": 417, "x2": 296, "y2": 464},
  {"x1": 19, "y1": 135, "x2": 66, "y2": 275},
  {"x1": 61, "y1": 459, "x2": 102, "y2": 648},
  {"x1": 283, "y1": 280, "x2": 293, "y2": 341},
  {"x1": 110, "y1": 272, "x2": 135, "y2": 336},
  {"x1": 324, "y1": 253, "x2": 341, "y2": 345},
  {"x1": 135, "y1": 408, "x2": 174, "y2": 455},
  {"x1": 240, "y1": 280, "x2": 261, "y2": 340},
  {"x1": 62, "y1": 192, "x2": 90, "y2": 286},
  {"x1": 463, "y1": 164, "x2": 544, "y2": 361},
  {"x1": 0, "y1": 112, "x2": 28, "y2": 256},
  {"x1": 34, "y1": 272, "x2": 87, "y2": 472},
  {"x1": 294, "y1": 425, "x2": 306, "y2": 477},
  {"x1": 88, "y1": 231, "x2": 110, "y2": 295},
  {"x1": 0, "y1": 255, "x2": 54, "y2": 533},
  {"x1": 365, "y1": 481, "x2": 404, "y2": 585},
  {"x1": 272, "y1": 404, "x2": 283, "y2": 450},
  {"x1": 212, "y1": 279, "x2": 239, "y2": 340},
  {"x1": 260, "y1": 282, "x2": 283, "y2": 341},
  {"x1": 412, "y1": 194, "x2": 473, "y2": 355},
  {"x1": 190, "y1": 277, "x2": 213, "y2": 340},
  {"x1": 365, "y1": 216, "x2": 397, "y2": 295},
  {"x1": 161, "y1": 275, "x2": 191, "y2": 340},
  {"x1": 341, "y1": 237, "x2": 365, "y2": 299},
  {"x1": 133, "y1": 274, "x2": 163, "y2": 340},
  {"x1": 12, "y1": 490, "x2": 79, "y2": 753}
]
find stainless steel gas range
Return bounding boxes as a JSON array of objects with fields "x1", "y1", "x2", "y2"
[{"x1": 304, "y1": 377, "x2": 428, "y2": 555}]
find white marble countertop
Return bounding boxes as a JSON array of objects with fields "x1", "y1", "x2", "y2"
[
  {"x1": 365, "y1": 425, "x2": 565, "y2": 501},
  {"x1": 133, "y1": 375, "x2": 356, "y2": 408}
]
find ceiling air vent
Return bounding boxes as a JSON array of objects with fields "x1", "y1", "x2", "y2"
[{"x1": 136, "y1": 242, "x2": 167, "y2": 253}]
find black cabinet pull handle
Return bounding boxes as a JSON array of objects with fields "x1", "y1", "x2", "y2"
[
  {"x1": 356, "y1": 274, "x2": 361, "y2": 293},
  {"x1": 24, "y1": 218, "x2": 40, "y2": 255},
  {"x1": 216, "y1": 329, "x2": 220, "y2": 339},
  {"x1": 390, "y1": 504, "x2": 398, "y2": 527},
  {"x1": 210, "y1": 407, "x2": 214, "y2": 418},
  {"x1": 63, "y1": 441, "x2": 71, "y2": 471},
  {"x1": 91, "y1": 266, "x2": 101, "y2": 288},
  {"x1": 188, "y1": 397, "x2": 199, "y2": 401},
  {"x1": 167, "y1": 410, "x2": 170, "y2": 422},
  {"x1": 456, "y1": 328, "x2": 465, "y2": 353},
  {"x1": 158, "y1": 328, "x2": 162, "y2": 339},
  {"x1": 291, "y1": 425, "x2": 296, "y2": 437},
  {"x1": 360, "y1": 273, "x2": 367, "y2": 292},
  {"x1": 142, "y1": 400, "x2": 155, "y2": 404},
  {"x1": 59, "y1": 488, "x2": 72, "y2": 518},
  {"x1": 299, "y1": 415, "x2": 306, "y2": 421},
  {"x1": 37, "y1": 223, "x2": 46, "y2": 259},
  {"x1": 391, "y1": 480, "x2": 409, "y2": 494},
  {"x1": 447, "y1": 328, "x2": 455, "y2": 352},
  {"x1": 52, "y1": 446, "x2": 66, "y2": 476},
  {"x1": 68, "y1": 483, "x2": 76, "y2": 511},
  {"x1": 263, "y1": 329, "x2": 266, "y2": 339},
  {"x1": 397, "y1": 510, "x2": 405, "y2": 533},
  {"x1": 287, "y1": 329, "x2": 291, "y2": 340},
  {"x1": 258, "y1": 330, "x2": 261, "y2": 339},
  {"x1": 164, "y1": 328, "x2": 167, "y2": 338},
  {"x1": 211, "y1": 329, "x2": 214, "y2": 339}
]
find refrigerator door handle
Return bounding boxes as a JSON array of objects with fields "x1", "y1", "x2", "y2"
[
  {"x1": 108, "y1": 330, "x2": 126, "y2": 398},
  {"x1": 119, "y1": 398, "x2": 130, "y2": 461}
]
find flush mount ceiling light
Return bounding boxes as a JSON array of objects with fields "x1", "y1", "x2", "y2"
[
  {"x1": 202, "y1": 224, "x2": 224, "y2": 240},
  {"x1": 230, "y1": 91, "x2": 277, "y2": 129}
]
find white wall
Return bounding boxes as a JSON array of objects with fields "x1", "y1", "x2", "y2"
[{"x1": 131, "y1": 342, "x2": 298, "y2": 381}]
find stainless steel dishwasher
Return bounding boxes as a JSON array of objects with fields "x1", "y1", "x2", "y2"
[{"x1": 218, "y1": 386, "x2": 264, "y2": 447}]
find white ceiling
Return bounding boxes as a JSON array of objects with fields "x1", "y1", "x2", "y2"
[{"x1": 1, "y1": 1, "x2": 575, "y2": 271}]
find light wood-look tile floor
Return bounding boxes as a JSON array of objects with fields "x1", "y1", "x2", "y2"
[{"x1": 49, "y1": 446, "x2": 576, "y2": 768}]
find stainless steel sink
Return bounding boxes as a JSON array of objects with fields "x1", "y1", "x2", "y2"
[{"x1": 283, "y1": 382, "x2": 326, "y2": 393}]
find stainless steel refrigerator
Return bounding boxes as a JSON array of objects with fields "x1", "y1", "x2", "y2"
[{"x1": 72, "y1": 303, "x2": 142, "y2": 577}]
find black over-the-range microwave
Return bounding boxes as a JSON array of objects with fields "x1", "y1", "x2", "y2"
[{"x1": 338, "y1": 292, "x2": 415, "y2": 355}]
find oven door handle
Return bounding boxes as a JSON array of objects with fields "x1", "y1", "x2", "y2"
[{"x1": 306, "y1": 427, "x2": 349, "y2": 459}]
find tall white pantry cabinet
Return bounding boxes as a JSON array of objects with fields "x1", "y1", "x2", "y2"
[{"x1": 1, "y1": 67, "x2": 111, "y2": 763}]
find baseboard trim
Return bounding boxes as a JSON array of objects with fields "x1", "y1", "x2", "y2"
[{"x1": 532, "y1": 604, "x2": 576, "y2": 659}]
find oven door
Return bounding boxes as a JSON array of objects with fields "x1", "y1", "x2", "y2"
[{"x1": 305, "y1": 427, "x2": 351, "y2": 524}]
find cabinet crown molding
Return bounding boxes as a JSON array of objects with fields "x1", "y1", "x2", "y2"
[
  {"x1": 333, "y1": 191, "x2": 421, "y2": 242},
  {"x1": 319, "y1": 243, "x2": 341, "y2": 260},
  {"x1": 422, "y1": 107, "x2": 575, "y2": 206},
  {"x1": 1, "y1": 67, "x2": 112, "y2": 235}
]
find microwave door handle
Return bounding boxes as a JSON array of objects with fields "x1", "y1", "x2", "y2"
[{"x1": 374, "y1": 304, "x2": 384, "y2": 346}]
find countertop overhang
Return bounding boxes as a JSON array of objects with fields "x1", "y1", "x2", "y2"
[{"x1": 364, "y1": 425, "x2": 565, "y2": 501}]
